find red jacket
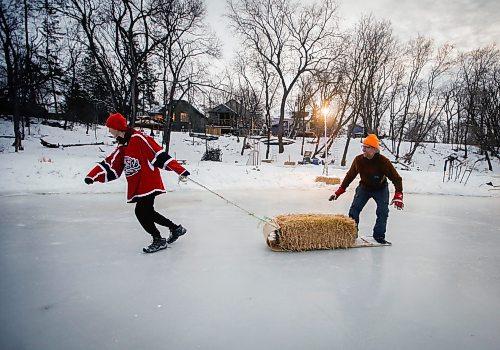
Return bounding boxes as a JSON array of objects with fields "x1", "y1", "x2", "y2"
[{"x1": 86, "y1": 129, "x2": 189, "y2": 203}]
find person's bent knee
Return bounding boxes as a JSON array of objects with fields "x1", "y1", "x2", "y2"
[{"x1": 135, "y1": 203, "x2": 148, "y2": 217}]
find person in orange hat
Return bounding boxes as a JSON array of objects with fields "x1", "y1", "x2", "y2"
[
  {"x1": 85, "y1": 112, "x2": 190, "y2": 253},
  {"x1": 328, "y1": 133, "x2": 403, "y2": 244}
]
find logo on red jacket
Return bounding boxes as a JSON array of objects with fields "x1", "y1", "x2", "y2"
[{"x1": 124, "y1": 156, "x2": 141, "y2": 176}]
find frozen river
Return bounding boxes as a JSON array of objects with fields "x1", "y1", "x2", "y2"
[{"x1": 1, "y1": 189, "x2": 499, "y2": 350}]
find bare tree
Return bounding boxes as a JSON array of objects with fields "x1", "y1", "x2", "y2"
[
  {"x1": 253, "y1": 54, "x2": 279, "y2": 159},
  {"x1": 337, "y1": 15, "x2": 400, "y2": 165},
  {"x1": 402, "y1": 44, "x2": 454, "y2": 163},
  {"x1": 156, "y1": 0, "x2": 221, "y2": 152},
  {"x1": 440, "y1": 83, "x2": 458, "y2": 146},
  {"x1": 289, "y1": 74, "x2": 318, "y2": 156},
  {"x1": 63, "y1": 0, "x2": 174, "y2": 124},
  {"x1": 227, "y1": 0, "x2": 342, "y2": 153},
  {"x1": 231, "y1": 52, "x2": 265, "y2": 155},
  {"x1": 38, "y1": 0, "x2": 64, "y2": 114},
  {"x1": 62, "y1": 0, "x2": 125, "y2": 112},
  {"x1": 352, "y1": 15, "x2": 399, "y2": 136},
  {"x1": 456, "y1": 45, "x2": 499, "y2": 168},
  {"x1": 393, "y1": 35, "x2": 433, "y2": 160},
  {"x1": 0, "y1": 0, "x2": 24, "y2": 151}
]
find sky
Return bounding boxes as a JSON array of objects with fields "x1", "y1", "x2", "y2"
[{"x1": 205, "y1": 0, "x2": 500, "y2": 61}]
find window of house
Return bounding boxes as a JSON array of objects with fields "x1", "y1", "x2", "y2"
[{"x1": 180, "y1": 112, "x2": 189, "y2": 123}]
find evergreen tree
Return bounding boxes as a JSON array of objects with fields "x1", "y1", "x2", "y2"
[
  {"x1": 78, "y1": 50, "x2": 111, "y2": 123},
  {"x1": 36, "y1": 0, "x2": 64, "y2": 113},
  {"x1": 63, "y1": 81, "x2": 93, "y2": 125},
  {"x1": 137, "y1": 60, "x2": 158, "y2": 114}
]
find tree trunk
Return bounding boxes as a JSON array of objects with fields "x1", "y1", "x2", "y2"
[
  {"x1": 240, "y1": 134, "x2": 247, "y2": 156},
  {"x1": 13, "y1": 97, "x2": 23, "y2": 152},
  {"x1": 277, "y1": 96, "x2": 288, "y2": 153},
  {"x1": 341, "y1": 123, "x2": 356, "y2": 167}
]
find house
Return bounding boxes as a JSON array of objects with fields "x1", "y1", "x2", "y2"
[
  {"x1": 160, "y1": 100, "x2": 207, "y2": 133},
  {"x1": 270, "y1": 115, "x2": 293, "y2": 136},
  {"x1": 207, "y1": 99, "x2": 262, "y2": 135},
  {"x1": 350, "y1": 124, "x2": 365, "y2": 138},
  {"x1": 207, "y1": 103, "x2": 238, "y2": 135},
  {"x1": 135, "y1": 113, "x2": 165, "y2": 129},
  {"x1": 290, "y1": 111, "x2": 314, "y2": 137}
]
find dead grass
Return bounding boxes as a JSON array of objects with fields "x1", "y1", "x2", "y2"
[{"x1": 315, "y1": 176, "x2": 341, "y2": 185}]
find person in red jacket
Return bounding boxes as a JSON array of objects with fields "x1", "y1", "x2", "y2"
[
  {"x1": 328, "y1": 134, "x2": 404, "y2": 244},
  {"x1": 85, "y1": 112, "x2": 190, "y2": 253}
]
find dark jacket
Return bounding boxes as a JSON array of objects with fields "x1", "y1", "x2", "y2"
[{"x1": 341, "y1": 153, "x2": 403, "y2": 192}]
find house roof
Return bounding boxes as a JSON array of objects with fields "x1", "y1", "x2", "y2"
[
  {"x1": 173, "y1": 99, "x2": 205, "y2": 117},
  {"x1": 208, "y1": 103, "x2": 238, "y2": 115},
  {"x1": 154, "y1": 99, "x2": 207, "y2": 119}
]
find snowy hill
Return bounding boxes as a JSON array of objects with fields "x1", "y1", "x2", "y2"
[{"x1": 0, "y1": 118, "x2": 498, "y2": 197}]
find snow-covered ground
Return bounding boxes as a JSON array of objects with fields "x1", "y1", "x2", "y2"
[
  {"x1": 0, "y1": 118, "x2": 499, "y2": 198},
  {"x1": 0, "y1": 118, "x2": 500, "y2": 349}
]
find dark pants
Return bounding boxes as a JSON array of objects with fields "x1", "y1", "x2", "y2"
[
  {"x1": 135, "y1": 194, "x2": 177, "y2": 239},
  {"x1": 348, "y1": 185, "x2": 389, "y2": 239}
]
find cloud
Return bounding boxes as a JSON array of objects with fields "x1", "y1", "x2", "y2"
[
  {"x1": 207, "y1": 0, "x2": 499, "y2": 58},
  {"x1": 339, "y1": 0, "x2": 500, "y2": 50}
]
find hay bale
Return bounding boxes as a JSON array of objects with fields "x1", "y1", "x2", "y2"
[
  {"x1": 266, "y1": 214, "x2": 357, "y2": 251},
  {"x1": 315, "y1": 176, "x2": 341, "y2": 185}
]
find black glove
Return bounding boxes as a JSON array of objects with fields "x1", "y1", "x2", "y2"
[{"x1": 84, "y1": 178, "x2": 94, "y2": 185}]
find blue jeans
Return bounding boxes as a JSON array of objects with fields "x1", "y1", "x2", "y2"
[{"x1": 348, "y1": 185, "x2": 389, "y2": 239}]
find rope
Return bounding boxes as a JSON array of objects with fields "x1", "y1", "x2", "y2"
[{"x1": 186, "y1": 177, "x2": 280, "y2": 229}]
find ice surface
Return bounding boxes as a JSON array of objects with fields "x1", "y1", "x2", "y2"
[{"x1": 1, "y1": 189, "x2": 499, "y2": 349}]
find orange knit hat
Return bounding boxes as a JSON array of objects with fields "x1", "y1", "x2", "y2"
[
  {"x1": 106, "y1": 113, "x2": 128, "y2": 131},
  {"x1": 362, "y1": 134, "x2": 379, "y2": 149}
]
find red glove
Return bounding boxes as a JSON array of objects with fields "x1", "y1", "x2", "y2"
[
  {"x1": 391, "y1": 192, "x2": 404, "y2": 210},
  {"x1": 329, "y1": 187, "x2": 345, "y2": 201}
]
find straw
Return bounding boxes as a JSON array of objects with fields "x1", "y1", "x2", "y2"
[
  {"x1": 315, "y1": 176, "x2": 341, "y2": 185},
  {"x1": 267, "y1": 214, "x2": 357, "y2": 251}
]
